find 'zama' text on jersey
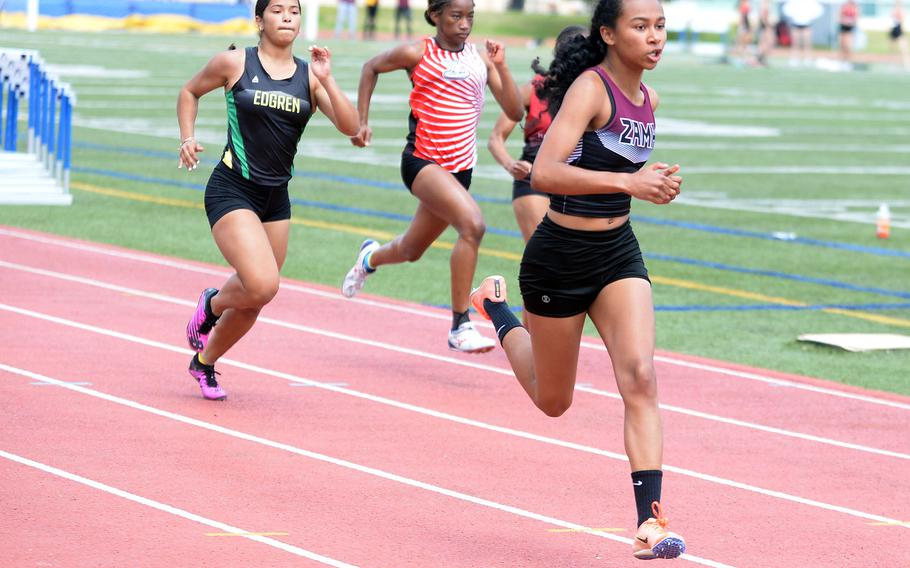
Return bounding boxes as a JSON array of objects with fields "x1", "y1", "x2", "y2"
[{"x1": 549, "y1": 65, "x2": 655, "y2": 218}]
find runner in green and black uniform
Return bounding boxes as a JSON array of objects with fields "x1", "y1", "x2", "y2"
[{"x1": 178, "y1": 0, "x2": 359, "y2": 401}]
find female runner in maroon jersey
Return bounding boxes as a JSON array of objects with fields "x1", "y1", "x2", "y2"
[{"x1": 471, "y1": 0, "x2": 686, "y2": 559}]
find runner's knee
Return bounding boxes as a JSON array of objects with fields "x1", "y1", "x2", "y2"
[
  {"x1": 241, "y1": 274, "x2": 280, "y2": 308},
  {"x1": 536, "y1": 391, "x2": 574, "y2": 417},
  {"x1": 456, "y1": 216, "x2": 486, "y2": 246},
  {"x1": 619, "y1": 360, "x2": 658, "y2": 404}
]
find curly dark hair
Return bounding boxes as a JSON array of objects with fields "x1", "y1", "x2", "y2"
[
  {"x1": 530, "y1": 25, "x2": 588, "y2": 75},
  {"x1": 536, "y1": 0, "x2": 623, "y2": 115}
]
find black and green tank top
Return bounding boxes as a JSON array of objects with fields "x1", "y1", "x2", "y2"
[{"x1": 221, "y1": 47, "x2": 312, "y2": 186}]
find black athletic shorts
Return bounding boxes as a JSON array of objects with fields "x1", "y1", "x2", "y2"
[
  {"x1": 512, "y1": 148, "x2": 546, "y2": 201},
  {"x1": 891, "y1": 24, "x2": 903, "y2": 40},
  {"x1": 741, "y1": 15, "x2": 752, "y2": 33},
  {"x1": 512, "y1": 176, "x2": 548, "y2": 201},
  {"x1": 401, "y1": 144, "x2": 472, "y2": 192},
  {"x1": 839, "y1": 24, "x2": 855, "y2": 34},
  {"x1": 519, "y1": 215, "x2": 650, "y2": 317},
  {"x1": 204, "y1": 162, "x2": 291, "y2": 228}
]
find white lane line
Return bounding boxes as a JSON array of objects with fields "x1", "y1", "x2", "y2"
[
  {"x1": 0, "y1": 363, "x2": 732, "y2": 568},
  {"x1": 578, "y1": 384, "x2": 910, "y2": 460},
  {"x1": 2, "y1": 257, "x2": 909, "y2": 460},
  {"x1": 0, "y1": 308, "x2": 906, "y2": 529},
  {"x1": 1, "y1": 228, "x2": 907, "y2": 411},
  {"x1": 0, "y1": 446, "x2": 357, "y2": 568}
]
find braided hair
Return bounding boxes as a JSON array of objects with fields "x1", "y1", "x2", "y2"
[
  {"x1": 530, "y1": 25, "x2": 588, "y2": 76},
  {"x1": 537, "y1": 0, "x2": 623, "y2": 115}
]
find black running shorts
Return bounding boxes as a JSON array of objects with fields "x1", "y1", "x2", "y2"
[
  {"x1": 204, "y1": 162, "x2": 292, "y2": 228},
  {"x1": 512, "y1": 176, "x2": 548, "y2": 201},
  {"x1": 400, "y1": 144, "x2": 472, "y2": 192},
  {"x1": 519, "y1": 216, "x2": 650, "y2": 318}
]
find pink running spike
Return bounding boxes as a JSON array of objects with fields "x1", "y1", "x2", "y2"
[
  {"x1": 188, "y1": 356, "x2": 226, "y2": 401},
  {"x1": 186, "y1": 288, "x2": 219, "y2": 352}
]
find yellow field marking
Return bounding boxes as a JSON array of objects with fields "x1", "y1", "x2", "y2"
[
  {"x1": 547, "y1": 527, "x2": 625, "y2": 534},
  {"x1": 71, "y1": 182, "x2": 910, "y2": 328},
  {"x1": 866, "y1": 521, "x2": 910, "y2": 528},
  {"x1": 73, "y1": 182, "x2": 203, "y2": 209},
  {"x1": 656, "y1": 276, "x2": 910, "y2": 328},
  {"x1": 654, "y1": 276, "x2": 806, "y2": 307},
  {"x1": 819, "y1": 307, "x2": 910, "y2": 327},
  {"x1": 72, "y1": 182, "x2": 396, "y2": 239},
  {"x1": 205, "y1": 531, "x2": 290, "y2": 537}
]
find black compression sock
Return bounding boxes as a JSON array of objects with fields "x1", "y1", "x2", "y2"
[
  {"x1": 482, "y1": 299, "x2": 522, "y2": 343},
  {"x1": 452, "y1": 310, "x2": 470, "y2": 331},
  {"x1": 632, "y1": 470, "x2": 663, "y2": 526}
]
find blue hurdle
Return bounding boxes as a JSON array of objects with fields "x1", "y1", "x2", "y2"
[{"x1": 1, "y1": 47, "x2": 74, "y2": 202}]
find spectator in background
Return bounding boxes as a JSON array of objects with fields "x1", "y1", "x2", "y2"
[
  {"x1": 783, "y1": 0, "x2": 823, "y2": 66},
  {"x1": 892, "y1": 0, "x2": 910, "y2": 69},
  {"x1": 838, "y1": 0, "x2": 858, "y2": 67},
  {"x1": 335, "y1": 0, "x2": 357, "y2": 39},
  {"x1": 756, "y1": 0, "x2": 775, "y2": 65},
  {"x1": 364, "y1": 0, "x2": 379, "y2": 40},
  {"x1": 395, "y1": 0, "x2": 413, "y2": 39},
  {"x1": 734, "y1": 0, "x2": 754, "y2": 62}
]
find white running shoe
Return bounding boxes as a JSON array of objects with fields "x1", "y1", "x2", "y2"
[
  {"x1": 342, "y1": 239, "x2": 380, "y2": 298},
  {"x1": 447, "y1": 322, "x2": 496, "y2": 354}
]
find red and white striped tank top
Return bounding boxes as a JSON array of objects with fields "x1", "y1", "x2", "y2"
[{"x1": 406, "y1": 36, "x2": 487, "y2": 172}]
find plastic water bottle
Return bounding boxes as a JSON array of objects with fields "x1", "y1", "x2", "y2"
[{"x1": 876, "y1": 203, "x2": 891, "y2": 239}]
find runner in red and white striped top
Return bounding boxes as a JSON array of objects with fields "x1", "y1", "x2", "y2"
[
  {"x1": 341, "y1": 0, "x2": 523, "y2": 354},
  {"x1": 408, "y1": 35, "x2": 487, "y2": 172}
]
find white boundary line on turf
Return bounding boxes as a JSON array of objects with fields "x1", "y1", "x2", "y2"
[
  {"x1": 291, "y1": 138, "x2": 910, "y2": 155},
  {"x1": 0, "y1": 227, "x2": 907, "y2": 411},
  {"x1": 59, "y1": 116, "x2": 910, "y2": 177},
  {"x1": 1, "y1": 304, "x2": 907, "y2": 530},
  {"x1": 684, "y1": 166, "x2": 910, "y2": 175},
  {"x1": 2, "y1": 258, "x2": 909, "y2": 461},
  {"x1": 0, "y1": 363, "x2": 732, "y2": 568},
  {"x1": 0, "y1": 446, "x2": 357, "y2": 568}
]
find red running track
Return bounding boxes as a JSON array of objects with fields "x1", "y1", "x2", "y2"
[{"x1": 0, "y1": 226, "x2": 908, "y2": 568}]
